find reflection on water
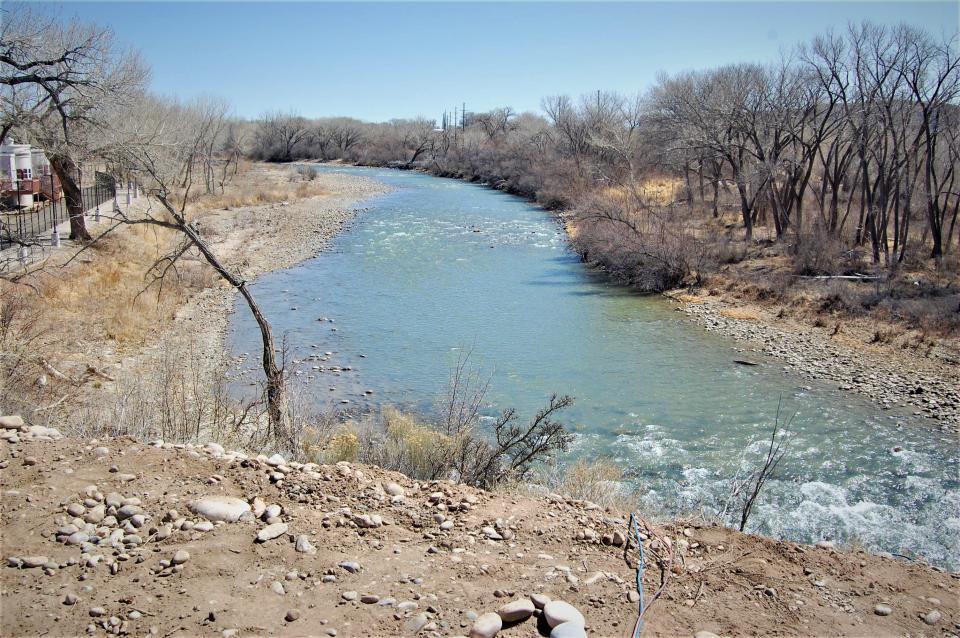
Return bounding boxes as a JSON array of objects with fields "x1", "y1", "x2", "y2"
[{"x1": 229, "y1": 165, "x2": 959, "y2": 569}]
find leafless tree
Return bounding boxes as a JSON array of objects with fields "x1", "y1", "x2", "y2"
[
  {"x1": 251, "y1": 110, "x2": 311, "y2": 162},
  {"x1": 474, "y1": 107, "x2": 517, "y2": 142},
  {"x1": 451, "y1": 393, "x2": 574, "y2": 487},
  {"x1": 720, "y1": 400, "x2": 794, "y2": 532},
  {"x1": 0, "y1": 5, "x2": 148, "y2": 240},
  {"x1": 102, "y1": 95, "x2": 292, "y2": 449},
  {"x1": 897, "y1": 26, "x2": 960, "y2": 259}
]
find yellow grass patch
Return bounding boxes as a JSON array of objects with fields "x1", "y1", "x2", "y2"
[
  {"x1": 181, "y1": 166, "x2": 328, "y2": 217},
  {"x1": 600, "y1": 176, "x2": 684, "y2": 207},
  {"x1": 720, "y1": 306, "x2": 762, "y2": 322}
]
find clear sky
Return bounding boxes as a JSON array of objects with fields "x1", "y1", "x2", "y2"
[{"x1": 23, "y1": 1, "x2": 960, "y2": 122}]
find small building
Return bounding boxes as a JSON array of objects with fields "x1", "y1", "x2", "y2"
[{"x1": 0, "y1": 142, "x2": 60, "y2": 209}]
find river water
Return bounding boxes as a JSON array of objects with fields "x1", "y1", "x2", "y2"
[{"x1": 228, "y1": 165, "x2": 959, "y2": 569}]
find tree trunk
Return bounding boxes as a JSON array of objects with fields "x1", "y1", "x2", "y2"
[
  {"x1": 237, "y1": 282, "x2": 288, "y2": 442},
  {"x1": 48, "y1": 154, "x2": 91, "y2": 241},
  {"x1": 162, "y1": 197, "x2": 291, "y2": 449}
]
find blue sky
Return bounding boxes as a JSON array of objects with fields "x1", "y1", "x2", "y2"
[{"x1": 27, "y1": 1, "x2": 960, "y2": 122}]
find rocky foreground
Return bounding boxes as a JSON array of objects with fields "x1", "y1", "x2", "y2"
[{"x1": 2, "y1": 418, "x2": 957, "y2": 637}]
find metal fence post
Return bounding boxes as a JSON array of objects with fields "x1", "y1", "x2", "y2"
[
  {"x1": 15, "y1": 179, "x2": 23, "y2": 240},
  {"x1": 50, "y1": 174, "x2": 57, "y2": 225}
]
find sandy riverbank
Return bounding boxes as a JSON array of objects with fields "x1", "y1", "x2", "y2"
[{"x1": 123, "y1": 165, "x2": 391, "y2": 390}]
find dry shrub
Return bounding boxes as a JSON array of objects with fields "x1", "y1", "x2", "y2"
[
  {"x1": 304, "y1": 385, "x2": 574, "y2": 489},
  {"x1": 0, "y1": 287, "x2": 52, "y2": 415},
  {"x1": 573, "y1": 189, "x2": 710, "y2": 292},
  {"x1": 57, "y1": 340, "x2": 261, "y2": 447},
  {"x1": 309, "y1": 407, "x2": 457, "y2": 481},
  {"x1": 869, "y1": 328, "x2": 896, "y2": 344},
  {"x1": 181, "y1": 165, "x2": 327, "y2": 214},
  {"x1": 558, "y1": 458, "x2": 625, "y2": 505},
  {"x1": 817, "y1": 280, "x2": 861, "y2": 315},
  {"x1": 516, "y1": 457, "x2": 641, "y2": 513},
  {"x1": 715, "y1": 236, "x2": 749, "y2": 264},
  {"x1": 297, "y1": 164, "x2": 319, "y2": 181},
  {"x1": 793, "y1": 225, "x2": 866, "y2": 276},
  {"x1": 319, "y1": 426, "x2": 360, "y2": 463}
]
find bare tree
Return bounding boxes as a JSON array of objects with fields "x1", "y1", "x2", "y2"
[
  {"x1": 897, "y1": 26, "x2": 960, "y2": 259},
  {"x1": 395, "y1": 117, "x2": 437, "y2": 166},
  {"x1": 251, "y1": 110, "x2": 311, "y2": 162},
  {"x1": 0, "y1": 5, "x2": 148, "y2": 240},
  {"x1": 720, "y1": 401, "x2": 794, "y2": 532},
  {"x1": 474, "y1": 107, "x2": 517, "y2": 142},
  {"x1": 451, "y1": 393, "x2": 575, "y2": 488},
  {"x1": 104, "y1": 95, "x2": 292, "y2": 449}
]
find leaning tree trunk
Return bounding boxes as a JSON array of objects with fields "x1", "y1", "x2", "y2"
[
  {"x1": 162, "y1": 197, "x2": 291, "y2": 449},
  {"x1": 237, "y1": 281, "x2": 288, "y2": 442},
  {"x1": 47, "y1": 154, "x2": 91, "y2": 241}
]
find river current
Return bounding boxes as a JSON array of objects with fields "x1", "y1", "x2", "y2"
[{"x1": 228, "y1": 165, "x2": 959, "y2": 569}]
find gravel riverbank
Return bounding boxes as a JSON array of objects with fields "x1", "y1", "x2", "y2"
[
  {"x1": 128, "y1": 166, "x2": 391, "y2": 385},
  {"x1": 675, "y1": 295, "x2": 960, "y2": 432}
]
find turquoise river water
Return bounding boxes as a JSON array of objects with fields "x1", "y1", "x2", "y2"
[{"x1": 228, "y1": 165, "x2": 959, "y2": 569}]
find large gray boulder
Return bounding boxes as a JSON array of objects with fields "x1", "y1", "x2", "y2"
[{"x1": 188, "y1": 496, "x2": 252, "y2": 523}]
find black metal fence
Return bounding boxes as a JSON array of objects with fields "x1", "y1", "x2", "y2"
[{"x1": 0, "y1": 172, "x2": 117, "y2": 250}]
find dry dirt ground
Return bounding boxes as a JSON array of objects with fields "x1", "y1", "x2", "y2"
[{"x1": 2, "y1": 433, "x2": 957, "y2": 638}]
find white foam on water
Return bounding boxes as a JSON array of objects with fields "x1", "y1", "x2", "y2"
[{"x1": 890, "y1": 448, "x2": 935, "y2": 473}]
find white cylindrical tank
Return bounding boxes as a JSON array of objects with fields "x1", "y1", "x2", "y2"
[{"x1": 0, "y1": 144, "x2": 34, "y2": 207}]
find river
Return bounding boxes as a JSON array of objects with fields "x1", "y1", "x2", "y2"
[{"x1": 228, "y1": 165, "x2": 959, "y2": 570}]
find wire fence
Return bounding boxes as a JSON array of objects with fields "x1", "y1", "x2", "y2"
[{"x1": 0, "y1": 172, "x2": 117, "y2": 250}]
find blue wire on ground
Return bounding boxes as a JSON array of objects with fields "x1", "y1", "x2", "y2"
[{"x1": 629, "y1": 512, "x2": 646, "y2": 638}]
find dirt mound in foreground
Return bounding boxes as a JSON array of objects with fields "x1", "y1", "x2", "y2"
[{"x1": 1, "y1": 433, "x2": 956, "y2": 637}]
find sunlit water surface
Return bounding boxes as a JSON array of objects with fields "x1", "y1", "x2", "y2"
[{"x1": 229, "y1": 166, "x2": 959, "y2": 569}]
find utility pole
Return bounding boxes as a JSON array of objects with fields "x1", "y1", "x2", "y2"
[{"x1": 462, "y1": 102, "x2": 466, "y2": 130}]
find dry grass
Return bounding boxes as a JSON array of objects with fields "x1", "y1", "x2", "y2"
[
  {"x1": 719, "y1": 307, "x2": 762, "y2": 322},
  {"x1": 0, "y1": 162, "x2": 333, "y2": 421},
  {"x1": 38, "y1": 226, "x2": 195, "y2": 345},
  {"x1": 600, "y1": 176, "x2": 685, "y2": 207},
  {"x1": 183, "y1": 163, "x2": 328, "y2": 216},
  {"x1": 558, "y1": 458, "x2": 625, "y2": 505}
]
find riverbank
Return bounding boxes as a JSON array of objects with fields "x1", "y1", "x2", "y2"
[
  {"x1": 2, "y1": 432, "x2": 957, "y2": 638},
  {"x1": 667, "y1": 289, "x2": 960, "y2": 432},
  {"x1": 0, "y1": 163, "x2": 390, "y2": 435},
  {"x1": 126, "y1": 165, "x2": 391, "y2": 392}
]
